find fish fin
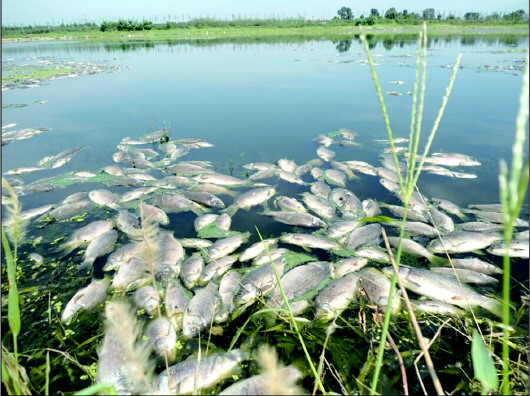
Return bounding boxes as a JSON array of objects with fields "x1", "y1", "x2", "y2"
[
  {"x1": 190, "y1": 203, "x2": 209, "y2": 216},
  {"x1": 224, "y1": 205, "x2": 239, "y2": 217}
]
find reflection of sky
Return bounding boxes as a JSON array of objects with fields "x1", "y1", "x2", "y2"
[{"x1": 2, "y1": 35, "x2": 528, "y2": 210}]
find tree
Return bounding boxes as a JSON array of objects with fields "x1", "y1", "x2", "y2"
[
  {"x1": 464, "y1": 12, "x2": 480, "y2": 21},
  {"x1": 337, "y1": 7, "x2": 353, "y2": 20},
  {"x1": 384, "y1": 7, "x2": 398, "y2": 19},
  {"x1": 422, "y1": 8, "x2": 435, "y2": 20},
  {"x1": 402, "y1": 9, "x2": 408, "y2": 18},
  {"x1": 504, "y1": 9, "x2": 526, "y2": 22},
  {"x1": 370, "y1": 8, "x2": 379, "y2": 17}
]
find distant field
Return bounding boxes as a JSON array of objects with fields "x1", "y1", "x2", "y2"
[{"x1": 2, "y1": 23, "x2": 528, "y2": 43}]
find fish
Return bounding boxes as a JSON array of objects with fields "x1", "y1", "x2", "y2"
[
  {"x1": 437, "y1": 257, "x2": 503, "y2": 275},
  {"x1": 111, "y1": 258, "x2": 147, "y2": 292},
  {"x1": 133, "y1": 285, "x2": 160, "y2": 314},
  {"x1": 79, "y1": 230, "x2": 119, "y2": 270},
  {"x1": 166, "y1": 163, "x2": 213, "y2": 175},
  {"x1": 487, "y1": 240, "x2": 529, "y2": 258},
  {"x1": 182, "y1": 281, "x2": 221, "y2": 338},
  {"x1": 165, "y1": 280, "x2": 192, "y2": 330},
  {"x1": 295, "y1": 164, "x2": 313, "y2": 177},
  {"x1": 216, "y1": 213, "x2": 233, "y2": 231},
  {"x1": 252, "y1": 248, "x2": 289, "y2": 266},
  {"x1": 180, "y1": 238, "x2": 212, "y2": 249},
  {"x1": 324, "y1": 169, "x2": 347, "y2": 187},
  {"x1": 346, "y1": 224, "x2": 382, "y2": 251},
  {"x1": 120, "y1": 187, "x2": 157, "y2": 203},
  {"x1": 468, "y1": 203, "x2": 504, "y2": 212},
  {"x1": 219, "y1": 366, "x2": 303, "y2": 395},
  {"x1": 243, "y1": 162, "x2": 276, "y2": 171},
  {"x1": 430, "y1": 267, "x2": 499, "y2": 284},
  {"x1": 249, "y1": 167, "x2": 277, "y2": 181},
  {"x1": 326, "y1": 220, "x2": 361, "y2": 239},
  {"x1": 59, "y1": 220, "x2": 115, "y2": 255},
  {"x1": 277, "y1": 159, "x2": 298, "y2": 173},
  {"x1": 154, "y1": 232, "x2": 185, "y2": 282},
  {"x1": 427, "y1": 207, "x2": 455, "y2": 234},
  {"x1": 382, "y1": 266, "x2": 502, "y2": 317},
  {"x1": 310, "y1": 181, "x2": 332, "y2": 199},
  {"x1": 276, "y1": 170, "x2": 307, "y2": 186},
  {"x1": 156, "y1": 349, "x2": 247, "y2": 395},
  {"x1": 4, "y1": 166, "x2": 44, "y2": 175},
  {"x1": 342, "y1": 161, "x2": 378, "y2": 176},
  {"x1": 46, "y1": 200, "x2": 94, "y2": 220},
  {"x1": 239, "y1": 238, "x2": 278, "y2": 262},
  {"x1": 354, "y1": 246, "x2": 390, "y2": 263},
  {"x1": 153, "y1": 193, "x2": 206, "y2": 215},
  {"x1": 225, "y1": 187, "x2": 276, "y2": 216},
  {"x1": 458, "y1": 222, "x2": 504, "y2": 233},
  {"x1": 331, "y1": 161, "x2": 356, "y2": 180},
  {"x1": 331, "y1": 257, "x2": 369, "y2": 279},
  {"x1": 194, "y1": 214, "x2": 219, "y2": 233},
  {"x1": 316, "y1": 146, "x2": 335, "y2": 162},
  {"x1": 103, "y1": 243, "x2": 139, "y2": 272},
  {"x1": 198, "y1": 254, "x2": 239, "y2": 286},
  {"x1": 182, "y1": 191, "x2": 225, "y2": 209},
  {"x1": 385, "y1": 221, "x2": 439, "y2": 237},
  {"x1": 313, "y1": 135, "x2": 334, "y2": 147},
  {"x1": 139, "y1": 203, "x2": 169, "y2": 226},
  {"x1": 423, "y1": 153, "x2": 481, "y2": 167},
  {"x1": 235, "y1": 259, "x2": 286, "y2": 306},
  {"x1": 411, "y1": 300, "x2": 465, "y2": 316},
  {"x1": 362, "y1": 199, "x2": 382, "y2": 217},
  {"x1": 274, "y1": 196, "x2": 307, "y2": 213},
  {"x1": 314, "y1": 273, "x2": 361, "y2": 321},
  {"x1": 207, "y1": 234, "x2": 249, "y2": 261},
  {"x1": 280, "y1": 233, "x2": 340, "y2": 251},
  {"x1": 329, "y1": 188, "x2": 362, "y2": 215},
  {"x1": 301, "y1": 192, "x2": 336, "y2": 220},
  {"x1": 427, "y1": 231, "x2": 503, "y2": 253},
  {"x1": 194, "y1": 173, "x2": 247, "y2": 186},
  {"x1": 144, "y1": 317, "x2": 177, "y2": 359},
  {"x1": 267, "y1": 262, "x2": 331, "y2": 308},
  {"x1": 61, "y1": 277, "x2": 110, "y2": 324},
  {"x1": 358, "y1": 267, "x2": 401, "y2": 314},
  {"x1": 470, "y1": 210, "x2": 528, "y2": 227},
  {"x1": 215, "y1": 270, "x2": 242, "y2": 323},
  {"x1": 88, "y1": 189, "x2": 120, "y2": 210},
  {"x1": 180, "y1": 253, "x2": 205, "y2": 290}
]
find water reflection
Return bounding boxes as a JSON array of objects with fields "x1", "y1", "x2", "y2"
[{"x1": 2, "y1": 33, "x2": 527, "y2": 56}]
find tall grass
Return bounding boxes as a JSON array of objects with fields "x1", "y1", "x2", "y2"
[
  {"x1": 498, "y1": 49, "x2": 529, "y2": 395},
  {"x1": 359, "y1": 23, "x2": 461, "y2": 395}
]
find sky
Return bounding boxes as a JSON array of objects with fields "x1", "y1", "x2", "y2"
[{"x1": 2, "y1": 0, "x2": 529, "y2": 26}]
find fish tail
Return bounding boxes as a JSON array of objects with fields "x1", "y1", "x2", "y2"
[
  {"x1": 427, "y1": 254, "x2": 446, "y2": 266},
  {"x1": 224, "y1": 205, "x2": 239, "y2": 217},
  {"x1": 481, "y1": 298, "x2": 503, "y2": 318}
]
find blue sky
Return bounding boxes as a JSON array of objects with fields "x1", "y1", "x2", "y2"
[{"x1": 2, "y1": 0, "x2": 528, "y2": 26}]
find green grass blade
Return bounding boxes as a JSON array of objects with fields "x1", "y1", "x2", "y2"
[
  {"x1": 472, "y1": 330, "x2": 499, "y2": 392},
  {"x1": 74, "y1": 382, "x2": 117, "y2": 395}
]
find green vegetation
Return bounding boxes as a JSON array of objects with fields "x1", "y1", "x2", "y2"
[
  {"x1": 2, "y1": 7, "x2": 527, "y2": 42},
  {"x1": 2, "y1": 67, "x2": 74, "y2": 85}
]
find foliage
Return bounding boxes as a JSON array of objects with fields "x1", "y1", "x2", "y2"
[
  {"x1": 337, "y1": 7, "x2": 354, "y2": 20},
  {"x1": 100, "y1": 19, "x2": 154, "y2": 32}
]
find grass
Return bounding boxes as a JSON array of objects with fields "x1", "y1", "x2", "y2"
[
  {"x1": 1, "y1": 23, "x2": 527, "y2": 43},
  {"x1": 2, "y1": 67, "x2": 74, "y2": 85}
]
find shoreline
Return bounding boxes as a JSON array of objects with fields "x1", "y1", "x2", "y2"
[{"x1": 2, "y1": 24, "x2": 528, "y2": 43}]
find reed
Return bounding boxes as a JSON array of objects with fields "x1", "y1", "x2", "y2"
[
  {"x1": 359, "y1": 23, "x2": 461, "y2": 395},
  {"x1": 498, "y1": 49, "x2": 529, "y2": 395}
]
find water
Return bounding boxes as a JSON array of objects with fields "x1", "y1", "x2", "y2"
[
  {"x1": 1, "y1": 33, "x2": 528, "y2": 394},
  {"x1": 2, "y1": 34, "x2": 527, "y2": 211}
]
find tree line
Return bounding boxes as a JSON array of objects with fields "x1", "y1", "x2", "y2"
[{"x1": 336, "y1": 7, "x2": 527, "y2": 25}]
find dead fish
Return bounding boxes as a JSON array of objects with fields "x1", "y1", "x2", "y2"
[
  {"x1": 165, "y1": 280, "x2": 192, "y2": 330},
  {"x1": 316, "y1": 146, "x2": 336, "y2": 162},
  {"x1": 235, "y1": 259, "x2": 286, "y2": 306},
  {"x1": 198, "y1": 254, "x2": 239, "y2": 286},
  {"x1": 207, "y1": 234, "x2": 248, "y2": 261},
  {"x1": 144, "y1": 317, "x2": 177, "y2": 359},
  {"x1": 194, "y1": 214, "x2": 219, "y2": 233},
  {"x1": 133, "y1": 285, "x2": 160, "y2": 314},
  {"x1": 438, "y1": 257, "x2": 503, "y2": 275},
  {"x1": 194, "y1": 173, "x2": 247, "y2": 187},
  {"x1": 277, "y1": 159, "x2": 298, "y2": 173},
  {"x1": 274, "y1": 196, "x2": 307, "y2": 213},
  {"x1": 219, "y1": 366, "x2": 303, "y2": 395},
  {"x1": 239, "y1": 238, "x2": 278, "y2": 262},
  {"x1": 154, "y1": 193, "x2": 206, "y2": 215},
  {"x1": 314, "y1": 273, "x2": 361, "y2": 321},
  {"x1": 182, "y1": 191, "x2": 226, "y2": 209},
  {"x1": 156, "y1": 349, "x2": 247, "y2": 395},
  {"x1": 487, "y1": 239, "x2": 529, "y2": 258},
  {"x1": 61, "y1": 278, "x2": 110, "y2": 322},
  {"x1": 225, "y1": 187, "x2": 276, "y2": 216},
  {"x1": 4, "y1": 166, "x2": 44, "y2": 175},
  {"x1": 310, "y1": 181, "x2": 332, "y2": 199},
  {"x1": 59, "y1": 220, "x2": 115, "y2": 255},
  {"x1": 428, "y1": 231, "x2": 502, "y2": 253},
  {"x1": 103, "y1": 243, "x2": 139, "y2": 272},
  {"x1": 313, "y1": 135, "x2": 333, "y2": 147},
  {"x1": 181, "y1": 281, "x2": 220, "y2": 339},
  {"x1": 276, "y1": 170, "x2": 307, "y2": 186},
  {"x1": 215, "y1": 270, "x2": 242, "y2": 323},
  {"x1": 120, "y1": 187, "x2": 158, "y2": 203},
  {"x1": 46, "y1": 200, "x2": 94, "y2": 220},
  {"x1": 430, "y1": 267, "x2": 498, "y2": 284},
  {"x1": 280, "y1": 233, "x2": 340, "y2": 251},
  {"x1": 79, "y1": 230, "x2": 119, "y2": 270},
  {"x1": 180, "y1": 253, "x2": 205, "y2": 289},
  {"x1": 346, "y1": 224, "x2": 382, "y2": 251},
  {"x1": 331, "y1": 257, "x2": 369, "y2": 279},
  {"x1": 88, "y1": 189, "x2": 120, "y2": 210},
  {"x1": 359, "y1": 267, "x2": 401, "y2": 314}
]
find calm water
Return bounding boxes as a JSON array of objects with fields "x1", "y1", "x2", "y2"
[{"x1": 2, "y1": 34, "x2": 528, "y2": 212}]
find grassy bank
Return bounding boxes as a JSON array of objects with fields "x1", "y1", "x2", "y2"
[{"x1": 2, "y1": 23, "x2": 528, "y2": 43}]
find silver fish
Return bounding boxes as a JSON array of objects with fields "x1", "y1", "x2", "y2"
[
  {"x1": 280, "y1": 233, "x2": 340, "y2": 251},
  {"x1": 438, "y1": 257, "x2": 503, "y2": 275},
  {"x1": 165, "y1": 280, "x2": 192, "y2": 330},
  {"x1": 324, "y1": 169, "x2": 347, "y2": 187},
  {"x1": 133, "y1": 285, "x2": 160, "y2": 314},
  {"x1": 301, "y1": 192, "x2": 336, "y2": 220},
  {"x1": 274, "y1": 196, "x2": 307, "y2": 213},
  {"x1": 310, "y1": 181, "x2": 332, "y2": 199},
  {"x1": 315, "y1": 273, "x2": 360, "y2": 321},
  {"x1": 235, "y1": 259, "x2": 286, "y2": 306},
  {"x1": 144, "y1": 317, "x2": 177, "y2": 358},
  {"x1": 88, "y1": 189, "x2": 120, "y2": 210},
  {"x1": 182, "y1": 191, "x2": 225, "y2": 208},
  {"x1": 261, "y1": 211, "x2": 327, "y2": 228},
  {"x1": 346, "y1": 224, "x2": 382, "y2": 251},
  {"x1": 156, "y1": 349, "x2": 247, "y2": 395},
  {"x1": 428, "y1": 231, "x2": 502, "y2": 253},
  {"x1": 239, "y1": 238, "x2": 278, "y2": 262},
  {"x1": 316, "y1": 146, "x2": 335, "y2": 162},
  {"x1": 226, "y1": 187, "x2": 276, "y2": 216},
  {"x1": 487, "y1": 240, "x2": 529, "y2": 258},
  {"x1": 219, "y1": 366, "x2": 303, "y2": 395},
  {"x1": 207, "y1": 234, "x2": 248, "y2": 261},
  {"x1": 182, "y1": 281, "x2": 220, "y2": 338},
  {"x1": 430, "y1": 267, "x2": 498, "y2": 284},
  {"x1": 198, "y1": 254, "x2": 239, "y2": 285},
  {"x1": 61, "y1": 278, "x2": 110, "y2": 322},
  {"x1": 359, "y1": 267, "x2": 401, "y2": 314},
  {"x1": 382, "y1": 266, "x2": 502, "y2": 317},
  {"x1": 59, "y1": 220, "x2": 115, "y2": 255},
  {"x1": 180, "y1": 253, "x2": 204, "y2": 289},
  {"x1": 215, "y1": 270, "x2": 242, "y2": 323},
  {"x1": 79, "y1": 230, "x2": 119, "y2": 270},
  {"x1": 46, "y1": 199, "x2": 94, "y2": 220}
]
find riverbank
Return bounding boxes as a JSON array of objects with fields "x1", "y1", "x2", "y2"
[{"x1": 2, "y1": 23, "x2": 528, "y2": 43}]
